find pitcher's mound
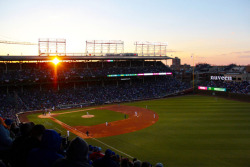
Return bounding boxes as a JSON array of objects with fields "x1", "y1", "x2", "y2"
[
  {"x1": 38, "y1": 114, "x2": 54, "y2": 118},
  {"x1": 82, "y1": 115, "x2": 94, "y2": 118}
]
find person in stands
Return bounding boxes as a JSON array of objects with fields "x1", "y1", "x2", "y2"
[
  {"x1": 53, "y1": 137, "x2": 91, "y2": 167},
  {"x1": 0, "y1": 117, "x2": 13, "y2": 166},
  {"x1": 27, "y1": 129, "x2": 64, "y2": 167},
  {"x1": 93, "y1": 149, "x2": 119, "y2": 167}
]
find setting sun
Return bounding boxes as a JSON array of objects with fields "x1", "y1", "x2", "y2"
[{"x1": 52, "y1": 57, "x2": 60, "y2": 65}]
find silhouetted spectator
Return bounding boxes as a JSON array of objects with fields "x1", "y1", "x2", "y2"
[
  {"x1": 134, "y1": 160, "x2": 142, "y2": 167},
  {"x1": 89, "y1": 147, "x2": 104, "y2": 161},
  {"x1": 0, "y1": 117, "x2": 13, "y2": 165},
  {"x1": 121, "y1": 158, "x2": 131, "y2": 167},
  {"x1": 111, "y1": 154, "x2": 120, "y2": 166},
  {"x1": 0, "y1": 117, "x2": 12, "y2": 150},
  {"x1": 93, "y1": 149, "x2": 119, "y2": 167},
  {"x1": 13, "y1": 124, "x2": 46, "y2": 167},
  {"x1": 4, "y1": 119, "x2": 15, "y2": 139},
  {"x1": 88, "y1": 145, "x2": 94, "y2": 155},
  {"x1": 141, "y1": 161, "x2": 151, "y2": 167},
  {"x1": 155, "y1": 162, "x2": 164, "y2": 167},
  {"x1": 53, "y1": 137, "x2": 91, "y2": 167},
  {"x1": 10, "y1": 122, "x2": 34, "y2": 166},
  {"x1": 27, "y1": 129, "x2": 64, "y2": 167}
]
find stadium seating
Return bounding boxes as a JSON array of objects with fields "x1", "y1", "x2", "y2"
[
  {"x1": 0, "y1": 61, "x2": 190, "y2": 119},
  {"x1": 0, "y1": 119, "x2": 164, "y2": 167}
]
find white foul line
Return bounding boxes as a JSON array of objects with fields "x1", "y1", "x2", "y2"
[
  {"x1": 50, "y1": 116, "x2": 134, "y2": 159},
  {"x1": 90, "y1": 137, "x2": 134, "y2": 159}
]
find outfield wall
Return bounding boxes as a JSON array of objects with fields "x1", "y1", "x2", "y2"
[{"x1": 196, "y1": 90, "x2": 250, "y2": 102}]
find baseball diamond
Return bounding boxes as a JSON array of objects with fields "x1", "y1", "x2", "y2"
[{"x1": 25, "y1": 105, "x2": 159, "y2": 138}]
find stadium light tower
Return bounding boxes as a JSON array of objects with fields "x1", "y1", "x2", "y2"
[
  {"x1": 134, "y1": 41, "x2": 168, "y2": 56},
  {"x1": 38, "y1": 38, "x2": 66, "y2": 56},
  {"x1": 85, "y1": 40, "x2": 124, "y2": 56}
]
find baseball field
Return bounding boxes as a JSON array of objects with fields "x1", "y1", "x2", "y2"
[{"x1": 23, "y1": 95, "x2": 250, "y2": 166}]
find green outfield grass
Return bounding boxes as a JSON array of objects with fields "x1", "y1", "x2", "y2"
[
  {"x1": 55, "y1": 109, "x2": 127, "y2": 126},
  {"x1": 27, "y1": 95, "x2": 250, "y2": 166}
]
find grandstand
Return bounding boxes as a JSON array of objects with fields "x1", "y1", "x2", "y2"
[{"x1": 0, "y1": 54, "x2": 192, "y2": 116}]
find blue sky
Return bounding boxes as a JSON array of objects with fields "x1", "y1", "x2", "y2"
[{"x1": 0, "y1": 0, "x2": 249, "y2": 65}]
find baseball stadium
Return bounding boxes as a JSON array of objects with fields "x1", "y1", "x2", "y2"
[
  {"x1": 0, "y1": 37, "x2": 250, "y2": 167},
  {"x1": 2, "y1": 1, "x2": 250, "y2": 166}
]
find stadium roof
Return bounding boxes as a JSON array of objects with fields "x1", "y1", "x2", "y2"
[{"x1": 0, "y1": 55, "x2": 172, "y2": 61}]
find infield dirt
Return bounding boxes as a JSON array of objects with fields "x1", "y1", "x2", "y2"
[{"x1": 20, "y1": 105, "x2": 158, "y2": 139}]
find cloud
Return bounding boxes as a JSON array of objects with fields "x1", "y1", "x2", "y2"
[
  {"x1": 230, "y1": 51, "x2": 250, "y2": 55},
  {"x1": 238, "y1": 55, "x2": 250, "y2": 58},
  {"x1": 218, "y1": 51, "x2": 250, "y2": 57}
]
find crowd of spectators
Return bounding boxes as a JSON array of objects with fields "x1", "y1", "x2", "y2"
[
  {"x1": 0, "y1": 61, "x2": 171, "y2": 83},
  {"x1": 201, "y1": 80, "x2": 250, "y2": 94},
  {"x1": 0, "y1": 76, "x2": 190, "y2": 120},
  {"x1": 0, "y1": 118, "x2": 164, "y2": 167},
  {"x1": 0, "y1": 60, "x2": 190, "y2": 120},
  {"x1": 0, "y1": 92, "x2": 26, "y2": 121}
]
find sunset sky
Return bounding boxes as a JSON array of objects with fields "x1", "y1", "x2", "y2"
[{"x1": 0, "y1": 0, "x2": 249, "y2": 65}]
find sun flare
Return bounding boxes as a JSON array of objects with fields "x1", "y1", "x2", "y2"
[{"x1": 52, "y1": 58, "x2": 59, "y2": 65}]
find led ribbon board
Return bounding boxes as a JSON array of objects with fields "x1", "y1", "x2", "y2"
[
  {"x1": 198, "y1": 86, "x2": 226, "y2": 92},
  {"x1": 107, "y1": 72, "x2": 172, "y2": 77}
]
